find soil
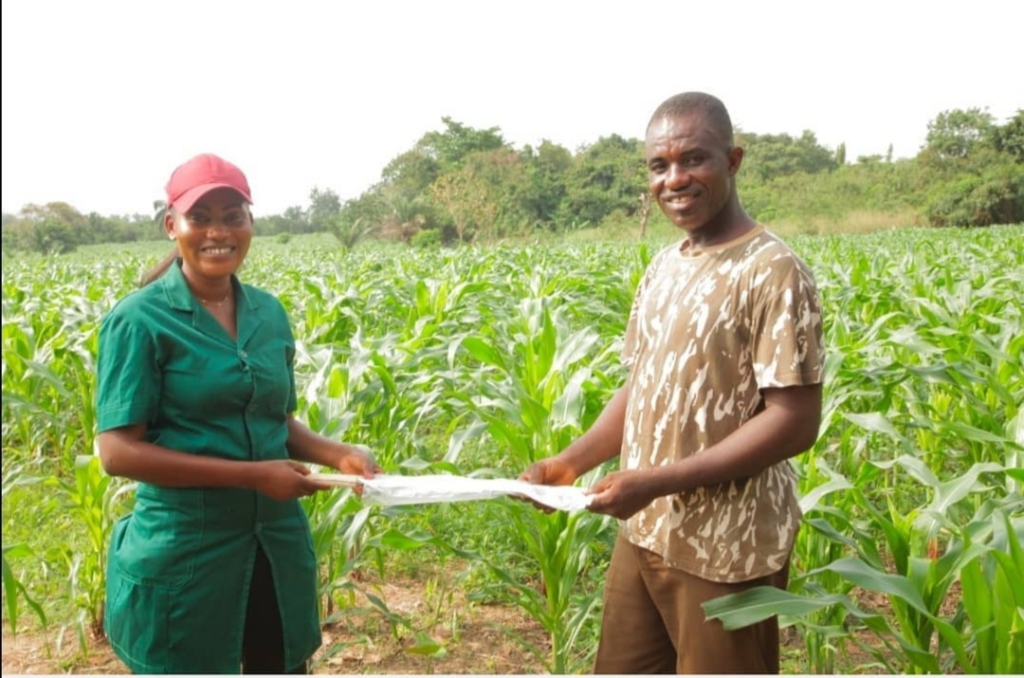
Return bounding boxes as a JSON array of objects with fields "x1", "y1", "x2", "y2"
[
  {"x1": 2, "y1": 577, "x2": 917, "y2": 674},
  {"x1": 2, "y1": 579, "x2": 551, "y2": 675}
]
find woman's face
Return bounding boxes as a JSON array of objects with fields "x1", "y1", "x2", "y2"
[{"x1": 165, "y1": 187, "x2": 252, "y2": 285}]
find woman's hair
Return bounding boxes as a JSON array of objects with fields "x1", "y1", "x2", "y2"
[
  {"x1": 140, "y1": 206, "x2": 177, "y2": 287},
  {"x1": 140, "y1": 246, "x2": 180, "y2": 287}
]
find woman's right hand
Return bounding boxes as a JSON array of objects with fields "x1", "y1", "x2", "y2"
[
  {"x1": 251, "y1": 460, "x2": 327, "y2": 501},
  {"x1": 517, "y1": 457, "x2": 578, "y2": 513},
  {"x1": 520, "y1": 457, "x2": 578, "y2": 487}
]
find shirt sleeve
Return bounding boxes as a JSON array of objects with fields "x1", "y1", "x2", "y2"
[
  {"x1": 96, "y1": 307, "x2": 161, "y2": 431},
  {"x1": 285, "y1": 335, "x2": 297, "y2": 415},
  {"x1": 751, "y1": 256, "x2": 825, "y2": 389},
  {"x1": 279, "y1": 300, "x2": 298, "y2": 414}
]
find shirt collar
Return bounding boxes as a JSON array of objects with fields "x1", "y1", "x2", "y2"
[{"x1": 159, "y1": 259, "x2": 256, "y2": 312}]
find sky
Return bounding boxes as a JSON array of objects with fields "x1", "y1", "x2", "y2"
[{"x1": 2, "y1": 0, "x2": 1022, "y2": 218}]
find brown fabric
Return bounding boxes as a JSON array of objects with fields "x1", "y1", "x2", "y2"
[
  {"x1": 619, "y1": 225, "x2": 824, "y2": 582},
  {"x1": 594, "y1": 534, "x2": 788, "y2": 674}
]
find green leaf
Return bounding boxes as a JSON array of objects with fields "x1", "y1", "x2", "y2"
[
  {"x1": 702, "y1": 586, "x2": 840, "y2": 629},
  {"x1": 459, "y1": 336, "x2": 506, "y2": 369},
  {"x1": 842, "y1": 411, "x2": 903, "y2": 438},
  {"x1": 405, "y1": 632, "x2": 447, "y2": 657},
  {"x1": 811, "y1": 557, "x2": 930, "y2": 615}
]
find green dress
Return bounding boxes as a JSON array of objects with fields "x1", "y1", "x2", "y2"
[{"x1": 96, "y1": 261, "x2": 321, "y2": 674}]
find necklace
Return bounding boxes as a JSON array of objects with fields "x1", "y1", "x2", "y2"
[{"x1": 199, "y1": 293, "x2": 231, "y2": 307}]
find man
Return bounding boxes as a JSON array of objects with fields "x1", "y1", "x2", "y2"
[{"x1": 522, "y1": 92, "x2": 824, "y2": 674}]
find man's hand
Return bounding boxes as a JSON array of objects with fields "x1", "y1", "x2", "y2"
[{"x1": 585, "y1": 469, "x2": 657, "y2": 520}]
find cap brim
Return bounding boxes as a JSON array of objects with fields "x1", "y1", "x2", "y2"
[{"x1": 170, "y1": 183, "x2": 253, "y2": 214}]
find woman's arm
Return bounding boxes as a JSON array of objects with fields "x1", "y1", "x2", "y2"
[
  {"x1": 98, "y1": 424, "x2": 328, "y2": 501},
  {"x1": 285, "y1": 415, "x2": 381, "y2": 477}
]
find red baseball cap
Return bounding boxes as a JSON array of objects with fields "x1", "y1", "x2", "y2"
[{"x1": 165, "y1": 153, "x2": 253, "y2": 213}]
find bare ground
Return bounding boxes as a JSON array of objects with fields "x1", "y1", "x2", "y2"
[
  {"x1": 3, "y1": 578, "x2": 928, "y2": 674},
  {"x1": 2, "y1": 579, "x2": 551, "y2": 675}
]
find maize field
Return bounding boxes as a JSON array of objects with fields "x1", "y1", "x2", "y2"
[{"x1": 2, "y1": 225, "x2": 1022, "y2": 673}]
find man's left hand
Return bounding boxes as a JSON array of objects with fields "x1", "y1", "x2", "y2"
[{"x1": 585, "y1": 469, "x2": 656, "y2": 520}]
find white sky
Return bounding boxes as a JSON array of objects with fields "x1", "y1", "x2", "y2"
[{"x1": 2, "y1": 0, "x2": 1021, "y2": 217}]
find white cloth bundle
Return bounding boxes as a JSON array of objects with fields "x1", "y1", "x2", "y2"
[{"x1": 316, "y1": 473, "x2": 593, "y2": 513}]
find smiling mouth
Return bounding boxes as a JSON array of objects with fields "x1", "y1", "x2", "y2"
[
  {"x1": 664, "y1": 193, "x2": 699, "y2": 210},
  {"x1": 201, "y1": 246, "x2": 235, "y2": 255}
]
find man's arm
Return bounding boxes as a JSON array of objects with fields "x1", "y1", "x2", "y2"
[
  {"x1": 521, "y1": 385, "x2": 629, "y2": 485},
  {"x1": 586, "y1": 382, "x2": 822, "y2": 519}
]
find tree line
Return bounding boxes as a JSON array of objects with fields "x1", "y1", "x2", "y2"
[{"x1": 3, "y1": 107, "x2": 1021, "y2": 254}]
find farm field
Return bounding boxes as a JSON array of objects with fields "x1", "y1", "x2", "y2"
[{"x1": 2, "y1": 225, "x2": 1023, "y2": 674}]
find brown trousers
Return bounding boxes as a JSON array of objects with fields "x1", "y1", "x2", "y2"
[{"x1": 594, "y1": 535, "x2": 789, "y2": 674}]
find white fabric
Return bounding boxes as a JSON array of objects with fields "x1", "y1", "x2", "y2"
[{"x1": 317, "y1": 473, "x2": 592, "y2": 513}]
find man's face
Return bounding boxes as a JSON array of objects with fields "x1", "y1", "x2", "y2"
[{"x1": 645, "y1": 112, "x2": 742, "y2": 234}]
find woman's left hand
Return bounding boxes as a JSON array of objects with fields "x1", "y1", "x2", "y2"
[{"x1": 337, "y1": 445, "x2": 382, "y2": 478}]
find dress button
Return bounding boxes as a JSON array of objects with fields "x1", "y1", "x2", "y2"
[{"x1": 239, "y1": 350, "x2": 248, "y2": 358}]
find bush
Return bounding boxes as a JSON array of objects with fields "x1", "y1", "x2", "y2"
[
  {"x1": 410, "y1": 227, "x2": 442, "y2": 248},
  {"x1": 926, "y1": 163, "x2": 1024, "y2": 227}
]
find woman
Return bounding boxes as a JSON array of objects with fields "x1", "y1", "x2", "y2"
[{"x1": 96, "y1": 153, "x2": 379, "y2": 674}]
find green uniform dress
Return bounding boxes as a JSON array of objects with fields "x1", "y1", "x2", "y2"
[{"x1": 96, "y1": 261, "x2": 321, "y2": 674}]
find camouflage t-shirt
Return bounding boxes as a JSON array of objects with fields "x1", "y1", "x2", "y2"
[{"x1": 620, "y1": 225, "x2": 824, "y2": 583}]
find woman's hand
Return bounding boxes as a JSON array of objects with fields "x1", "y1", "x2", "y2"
[
  {"x1": 336, "y1": 445, "x2": 382, "y2": 478},
  {"x1": 516, "y1": 457, "x2": 578, "y2": 512},
  {"x1": 520, "y1": 457, "x2": 577, "y2": 486},
  {"x1": 251, "y1": 460, "x2": 329, "y2": 501},
  {"x1": 329, "y1": 445, "x2": 381, "y2": 497}
]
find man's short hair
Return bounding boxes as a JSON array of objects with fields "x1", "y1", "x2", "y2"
[{"x1": 648, "y1": 92, "x2": 734, "y2": 147}]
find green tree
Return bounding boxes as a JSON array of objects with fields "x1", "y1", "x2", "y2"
[
  {"x1": 924, "y1": 108, "x2": 996, "y2": 161},
  {"x1": 253, "y1": 206, "x2": 307, "y2": 237},
  {"x1": 739, "y1": 130, "x2": 837, "y2": 182},
  {"x1": 307, "y1": 187, "x2": 341, "y2": 233},
  {"x1": 381, "y1": 149, "x2": 440, "y2": 202},
  {"x1": 327, "y1": 214, "x2": 381, "y2": 252},
  {"x1": 520, "y1": 140, "x2": 572, "y2": 228},
  {"x1": 558, "y1": 134, "x2": 646, "y2": 228},
  {"x1": 835, "y1": 142, "x2": 847, "y2": 166},
  {"x1": 418, "y1": 116, "x2": 507, "y2": 171},
  {"x1": 993, "y1": 109, "x2": 1024, "y2": 162}
]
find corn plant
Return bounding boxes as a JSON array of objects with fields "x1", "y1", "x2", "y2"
[
  {"x1": 2, "y1": 462, "x2": 49, "y2": 635},
  {"x1": 51, "y1": 455, "x2": 135, "y2": 647},
  {"x1": 704, "y1": 462, "x2": 1022, "y2": 673},
  {"x1": 957, "y1": 511, "x2": 1024, "y2": 674},
  {"x1": 3, "y1": 226, "x2": 1023, "y2": 673},
  {"x1": 485, "y1": 503, "x2": 613, "y2": 673}
]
